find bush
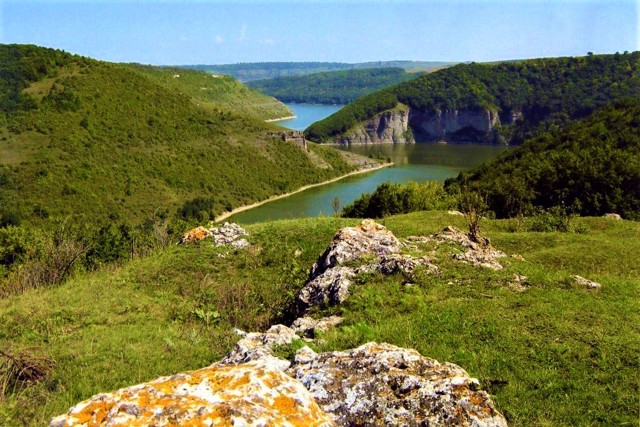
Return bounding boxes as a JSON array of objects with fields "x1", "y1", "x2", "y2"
[{"x1": 342, "y1": 181, "x2": 455, "y2": 218}]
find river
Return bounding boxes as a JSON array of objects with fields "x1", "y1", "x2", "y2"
[{"x1": 226, "y1": 104, "x2": 507, "y2": 224}]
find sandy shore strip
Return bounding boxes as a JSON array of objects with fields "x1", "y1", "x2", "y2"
[
  {"x1": 265, "y1": 115, "x2": 297, "y2": 122},
  {"x1": 215, "y1": 162, "x2": 393, "y2": 223}
]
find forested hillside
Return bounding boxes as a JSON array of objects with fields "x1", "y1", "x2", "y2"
[
  {"x1": 185, "y1": 61, "x2": 454, "y2": 82},
  {"x1": 446, "y1": 98, "x2": 640, "y2": 220},
  {"x1": 0, "y1": 44, "x2": 365, "y2": 229},
  {"x1": 247, "y1": 68, "x2": 421, "y2": 104},
  {"x1": 305, "y1": 52, "x2": 640, "y2": 143}
]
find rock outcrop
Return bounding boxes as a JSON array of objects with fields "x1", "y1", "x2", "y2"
[
  {"x1": 430, "y1": 226, "x2": 506, "y2": 270},
  {"x1": 333, "y1": 103, "x2": 516, "y2": 144},
  {"x1": 297, "y1": 220, "x2": 438, "y2": 312},
  {"x1": 339, "y1": 107, "x2": 413, "y2": 144},
  {"x1": 287, "y1": 342, "x2": 508, "y2": 426},
  {"x1": 50, "y1": 359, "x2": 336, "y2": 427},
  {"x1": 221, "y1": 324, "x2": 299, "y2": 371},
  {"x1": 180, "y1": 222, "x2": 249, "y2": 248},
  {"x1": 309, "y1": 219, "x2": 401, "y2": 279},
  {"x1": 409, "y1": 108, "x2": 501, "y2": 142}
]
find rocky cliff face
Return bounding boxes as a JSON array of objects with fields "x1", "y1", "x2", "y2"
[
  {"x1": 337, "y1": 105, "x2": 516, "y2": 144},
  {"x1": 409, "y1": 108, "x2": 501, "y2": 142},
  {"x1": 340, "y1": 108, "x2": 413, "y2": 144}
]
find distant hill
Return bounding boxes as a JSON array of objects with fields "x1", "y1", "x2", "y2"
[
  {"x1": 446, "y1": 98, "x2": 640, "y2": 220},
  {"x1": 305, "y1": 52, "x2": 640, "y2": 144},
  {"x1": 183, "y1": 61, "x2": 455, "y2": 82},
  {"x1": 127, "y1": 64, "x2": 292, "y2": 120},
  {"x1": 247, "y1": 67, "x2": 423, "y2": 105},
  {"x1": 0, "y1": 44, "x2": 371, "y2": 227}
]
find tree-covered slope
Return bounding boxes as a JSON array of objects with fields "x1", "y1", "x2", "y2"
[
  {"x1": 446, "y1": 98, "x2": 640, "y2": 220},
  {"x1": 305, "y1": 52, "x2": 640, "y2": 143},
  {"x1": 0, "y1": 44, "x2": 365, "y2": 227},
  {"x1": 247, "y1": 67, "x2": 422, "y2": 104},
  {"x1": 185, "y1": 61, "x2": 454, "y2": 82}
]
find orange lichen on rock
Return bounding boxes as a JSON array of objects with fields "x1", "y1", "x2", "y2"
[
  {"x1": 179, "y1": 226, "x2": 212, "y2": 244},
  {"x1": 50, "y1": 360, "x2": 336, "y2": 427}
]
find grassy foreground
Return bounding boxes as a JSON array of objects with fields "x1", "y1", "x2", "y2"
[{"x1": 0, "y1": 212, "x2": 638, "y2": 425}]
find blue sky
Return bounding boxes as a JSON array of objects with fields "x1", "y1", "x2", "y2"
[{"x1": 1, "y1": 0, "x2": 638, "y2": 65}]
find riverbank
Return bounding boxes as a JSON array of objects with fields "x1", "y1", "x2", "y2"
[
  {"x1": 265, "y1": 115, "x2": 297, "y2": 122},
  {"x1": 215, "y1": 162, "x2": 393, "y2": 223}
]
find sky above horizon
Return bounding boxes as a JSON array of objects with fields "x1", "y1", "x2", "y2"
[{"x1": 1, "y1": 0, "x2": 638, "y2": 65}]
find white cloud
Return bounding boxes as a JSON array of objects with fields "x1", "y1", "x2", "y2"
[
  {"x1": 215, "y1": 35, "x2": 224, "y2": 44},
  {"x1": 260, "y1": 38, "x2": 274, "y2": 45}
]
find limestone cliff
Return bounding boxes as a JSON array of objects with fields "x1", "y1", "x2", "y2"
[
  {"x1": 339, "y1": 107, "x2": 414, "y2": 144},
  {"x1": 410, "y1": 108, "x2": 501, "y2": 142},
  {"x1": 335, "y1": 104, "x2": 519, "y2": 144}
]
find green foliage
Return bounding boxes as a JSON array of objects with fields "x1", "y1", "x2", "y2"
[
  {"x1": 306, "y1": 52, "x2": 640, "y2": 143},
  {"x1": 447, "y1": 99, "x2": 640, "y2": 220},
  {"x1": 0, "y1": 44, "x2": 360, "y2": 228},
  {"x1": 177, "y1": 197, "x2": 217, "y2": 222},
  {"x1": 248, "y1": 67, "x2": 420, "y2": 104},
  {"x1": 342, "y1": 181, "x2": 456, "y2": 218}
]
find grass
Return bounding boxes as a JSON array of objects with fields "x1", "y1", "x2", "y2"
[{"x1": 0, "y1": 212, "x2": 638, "y2": 426}]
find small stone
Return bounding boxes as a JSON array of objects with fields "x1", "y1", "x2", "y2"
[
  {"x1": 179, "y1": 226, "x2": 212, "y2": 244},
  {"x1": 572, "y1": 275, "x2": 602, "y2": 289},
  {"x1": 292, "y1": 316, "x2": 344, "y2": 338},
  {"x1": 448, "y1": 210, "x2": 464, "y2": 216}
]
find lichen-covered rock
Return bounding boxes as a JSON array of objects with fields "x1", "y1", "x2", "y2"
[
  {"x1": 309, "y1": 219, "x2": 400, "y2": 280},
  {"x1": 292, "y1": 316, "x2": 344, "y2": 338},
  {"x1": 375, "y1": 254, "x2": 439, "y2": 277},
  {"x1": 288, "y1": 342, "x2": 508, "y2": 427},
  {"x1": 209, "y1": 222, "x2": 249, "y2": 247},
  {"x1": 222, "y1": 324, "x2": 299, "y2": 371},
  {"x1": 433, "y1": 226, "x2": 505, "y2": 270},
  {"x1": 179, "y1": 226, "x2": 212, "y2": 244},
  {"x1": 572, "y1": 275, "x2": 602, "y2": 289},
  {"x1": 50, "y1": 359, "x2": 336, "y2": 427},
  {"x1": 298, "y1": 266, "x2": 357, "y2": 310}
]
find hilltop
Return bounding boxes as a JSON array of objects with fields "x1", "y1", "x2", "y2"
[
  {"x1": 247, "y1": 67, "x2": 423, "y2": 105},
  {"x1": 184, "y1": 61, "x2": 454, "y2": 82},
  {"x1": 305, "y1": 52, "x2": 640, "y2": 144},
  {"x1": 0, "y1": 212, "x2": 637, "y2": 425},
  {"x1": 0, "y1": 44, "x2": 376, "y2": 228}
]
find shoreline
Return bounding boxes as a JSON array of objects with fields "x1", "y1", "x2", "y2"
[
  {"x1": 215, "y1": 162, "x2": 393, "y2": 223},
  {"x1": 265, "y1": 115, "x2": 297, "y2": 122}
]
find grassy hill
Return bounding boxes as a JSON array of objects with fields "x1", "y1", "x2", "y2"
[
  {"x1": 0, "y1": 44, "x2": 369, "y2": 229},
  {"x1": 305, "y1": 52, "x2": 640, "y2": 143},
  {"x1": 0, "y1": 212, "x2": 637, "y2": 425},
  {"x1": 127, "y1": 64, "x2": 292, "y2": 120},
  {"x1": 184, "y1": 61, "x2": 454, "y2": 82},
  {"x1": 247, "y1": 67, "x2": 422, "y2": 105}
]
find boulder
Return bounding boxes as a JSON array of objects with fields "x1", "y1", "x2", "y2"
[
  {"x1": 209, "y1": 222, "x2": 249, "y2": 247},
  {"x1": 309, "y1": 219, "x2": 400, "y2": 280},
  {"x1": 50, "y1": 359, "x2": 336, "y2": 427},
  {"x1": 292, "y1": 316, "x2": 344, "y2": 338},
  {"x1": 221, "y1": 324, "x2": 299, "y2": 371},
  {"x1": 297, "y1": 266, "x2": 357, "y2": 310},
  {"x1": 432, "y1": 226, "x2": 505, "y2": 270},
  {"x1": 288, "y1": 342, "x2": 508, "y2": 427}
]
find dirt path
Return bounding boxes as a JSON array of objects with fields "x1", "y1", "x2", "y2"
[{"x1": 215, "y1": 162, "x2": 393, "y2": 223}]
